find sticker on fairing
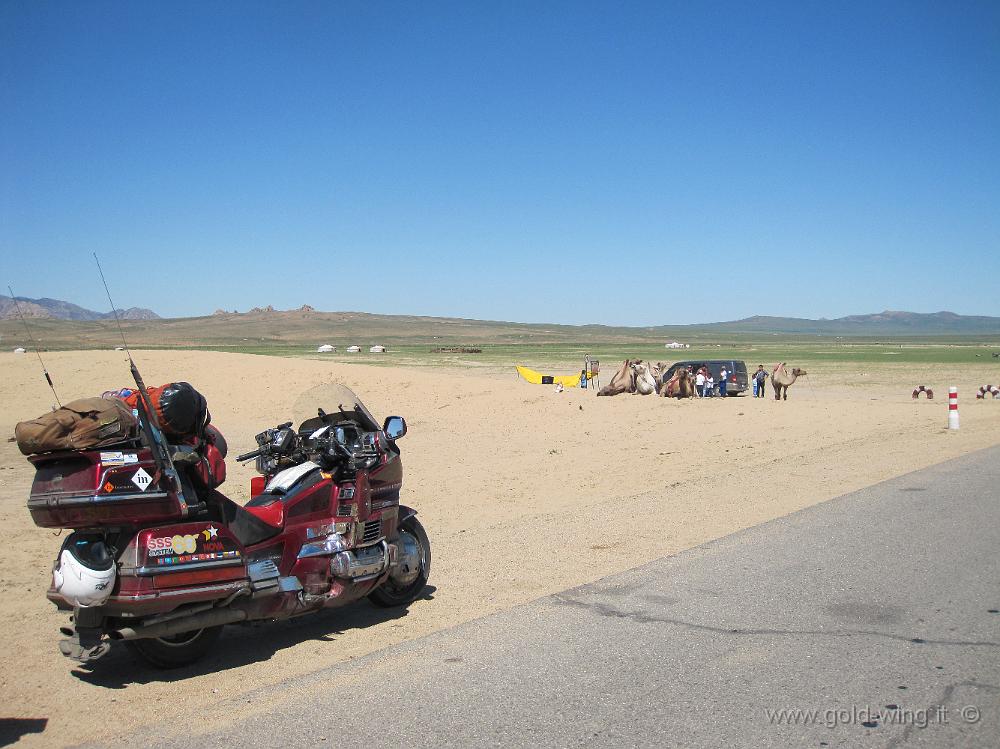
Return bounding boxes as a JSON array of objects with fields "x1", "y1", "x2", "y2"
[
  {"x1": 145, "y1": 526, "x2": 238, "y2": 563},
  {"x1": 131, "y1": 467, "x2": 153, "y2": 491},
  {"x1": 100, "y1": 451, "x2": 125, "y2": 465},
  {"x1": 123, "y1": 453, "x2": 139, "y2": 464}
]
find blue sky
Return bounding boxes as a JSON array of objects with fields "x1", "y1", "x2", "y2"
[{"x1": 2, "y1": 1, "x2": 998, "y2": 325}]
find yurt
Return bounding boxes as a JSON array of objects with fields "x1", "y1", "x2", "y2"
[
  {"x1": 369, "y1": 345, "x2": 387, "y2": 353},
  {"x1": 316, "y1": 344, "x2": 335, "y2": 353},
  {"x1": 346, "y1": 345, "x2": 361, "y2": 353}
]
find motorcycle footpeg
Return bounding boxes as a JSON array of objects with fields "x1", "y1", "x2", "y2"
[{"x1": 58, "y1": 638, "x2": 111, "y2": 663}]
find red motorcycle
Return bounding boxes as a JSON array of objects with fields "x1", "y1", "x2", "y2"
[{"x1": 26, "y1": 381, "x2": 430, "y2": 668}]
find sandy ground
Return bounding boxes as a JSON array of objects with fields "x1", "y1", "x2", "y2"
[{"x1": 1, "y1": 350, "x2": 998, "y2": 747}]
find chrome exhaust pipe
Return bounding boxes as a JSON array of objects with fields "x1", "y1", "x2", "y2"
[{"x1": 111, "y1": 608, "x2": 248, "y2": 640}]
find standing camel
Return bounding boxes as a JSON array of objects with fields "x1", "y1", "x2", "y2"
[{"x1": 771, "y1": 363, "x2": 807, "y2": 400}]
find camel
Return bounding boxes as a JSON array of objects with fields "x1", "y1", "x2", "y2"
[
  {"x1": 597, "y1": 359, "x2": 639, "y2": 396},
  {"x1": 648, "y1": 361, "x2": 670, "y2": 381},
  {"x1": 633, "y1": 362, "x2": 657, "y2": 395},
  {"x1": 771, "y1": 362, "x2": 806, "y2": 400},
  {"x1": 661, "y1": 367, "x2": 696, "y2": 398},
  {"x1": 648, "y1": 361, "x2": 674, "y2": 395}
]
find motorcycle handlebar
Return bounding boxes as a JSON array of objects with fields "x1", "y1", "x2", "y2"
[
  {"x1": 236, "y1": 422, "x2": 296, "y2": 462},
  {"x1": 236, "y1": 447, "x2": 264, "y2": 462}
]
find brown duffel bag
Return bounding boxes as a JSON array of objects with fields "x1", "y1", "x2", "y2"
[{"x1": 15, "y1": 397, "x2": 138, "y2": 455}]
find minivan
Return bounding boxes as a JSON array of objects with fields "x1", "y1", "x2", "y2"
[{"x1": 663, "y1": 359, "x2": 749, "y2": 396}]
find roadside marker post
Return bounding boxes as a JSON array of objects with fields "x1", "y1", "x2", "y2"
[{"x1": 948, "y1": 387, "x2": 960, "y2": 430}]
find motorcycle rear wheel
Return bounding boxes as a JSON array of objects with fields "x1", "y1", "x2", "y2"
[
  {"x1": 369, "y1": 516, "x2": 430, "y2": 608},
  {"x1": 125, "y1": 625, "x2": 223, "y2": 669}
]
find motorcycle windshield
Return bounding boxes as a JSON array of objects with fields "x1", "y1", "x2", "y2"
[{"x1": 293, "y1": 383, "x2": 382, "y2": 434}]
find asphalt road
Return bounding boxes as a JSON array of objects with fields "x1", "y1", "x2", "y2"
[{"x1": 117, "y1": 446, "x2": 999, "y2": 748}]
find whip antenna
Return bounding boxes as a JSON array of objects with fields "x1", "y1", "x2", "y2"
[
  {"x1": 7, "y1": 285, "x2": 61, "y2": 407},
  {"x1": 93, "y1": 253, "x2": 131, "y2": 357},
  {"x1": 91, "y1": 253, "x2": 195, "y2": 516}
]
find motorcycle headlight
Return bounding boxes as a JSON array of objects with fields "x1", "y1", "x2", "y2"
[
  {"x1": 296, "y1": 534, "x2": 349, "y2": 560},
  {"x1": 330, "y1": 552, "x2": 351, "y2": 578}
]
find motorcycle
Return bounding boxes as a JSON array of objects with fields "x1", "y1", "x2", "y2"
[{"x1": 26, "y1": 382, "x2": 430, "y2": 668}]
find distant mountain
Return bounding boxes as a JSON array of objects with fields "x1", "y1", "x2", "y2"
[
  {"x1": 0, "y1": 296, "x2": 49, "y2": 318},
  {"x1": 209, "y1": 306, "x2": 999, "y2": 335},
  {"x1": 0, "y1": 295, "x2": 160, "y2": 321},
  {"x1": 714, "y1": 311, "x2": 1000, "y2": 335},
  {"x1": 163, "y1": 306, "x2": 1000, "y2": 336},
  {"x1": 1, "y1": 296, "x2": 996, "y2": 337}
]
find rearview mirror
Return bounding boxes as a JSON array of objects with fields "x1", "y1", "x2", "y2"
[{"x1": 383, "y1": 416, "x2": 406, "y2": 441}]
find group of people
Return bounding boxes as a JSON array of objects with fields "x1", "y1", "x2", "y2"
[
  {"x1": 690, "y1": 364, "x2": 771, "y2": 398},
  {"x1": 693, "y1": 365, "x2": 722, "y2": 398}
]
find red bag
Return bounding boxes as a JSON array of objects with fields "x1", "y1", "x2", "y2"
[{"x1": 186, "y1": 425, "x2": 227, "y2": 489}]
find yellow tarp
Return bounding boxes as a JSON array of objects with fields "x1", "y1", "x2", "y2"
[{"x1": 516, "y1": 366, "x2": 598, "y2": 387}]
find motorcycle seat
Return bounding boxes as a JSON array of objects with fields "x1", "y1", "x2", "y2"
[
  {"x1": 243, "y1": 496, "x2": 284, "y2": 529},
  {"x1": 206, "y1": 490, "x2": 282, "y2": 547}
]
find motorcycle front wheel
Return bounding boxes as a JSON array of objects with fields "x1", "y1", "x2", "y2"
[
  {"x1": 369, "y1": 515, "x2": 431, "y2": 608},
  {"x1": 125, "y1": 625, "x2": 223, "y2": 669}
]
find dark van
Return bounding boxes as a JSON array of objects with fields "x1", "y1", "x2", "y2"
[{"x1": 663, "y1": 359, "x2": 749, "y2": 396}]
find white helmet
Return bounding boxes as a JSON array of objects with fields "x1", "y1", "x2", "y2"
[{"x1": 52, "y1": 535, "x2": 116, "y2": 608}]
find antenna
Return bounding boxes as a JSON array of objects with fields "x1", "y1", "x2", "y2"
[
  {"x1": 7, "y1": 285, "x2": 61, "y2": 407},
  {"x1": 92, "y1": 253, "x2": 194, "y2": 515},
  {"x1": 93, "y1": 253, "x2": 132, "y2": 357}
]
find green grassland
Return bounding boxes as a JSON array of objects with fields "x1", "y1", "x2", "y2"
[
  {"x1": 2, "y1": 312, "x2": 998, "y2": 370},
  {"x1": 376, "y1": 341, "x2": 999, "y2": 372}
]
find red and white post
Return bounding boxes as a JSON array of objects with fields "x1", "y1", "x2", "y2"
[{"x1": 948, "y1": 386, "x2": 960, "y2": 430}]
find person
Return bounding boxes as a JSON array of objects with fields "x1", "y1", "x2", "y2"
[
  {"x1": 705, "y1": 372, "x2": 714, "y2": 397},
  {"x1": 719, "y1": 365, "x2": 728, "y2": 398},
  {"x1": 753, "y1": 365, "x2": 767, "y2": 398},
  {"x1": 695, "y1": 368, "x2": 706, "y2": 398}
]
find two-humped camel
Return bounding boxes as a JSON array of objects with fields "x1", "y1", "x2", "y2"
[
  {"x1": 660, "y1": 366, "x2": 696, "y2": 398},
  {"x1": 597, "y1": 359, "x2": 658, "y2": 396},
  {"x1": 597, "y1": 359, "x2": 638, "y2": 396},
  {"x1": 771, "y1": 362, "x2": 806, "y2": 400}
]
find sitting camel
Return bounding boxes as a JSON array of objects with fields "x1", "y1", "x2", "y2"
[
  {"x1": 648, "y1": 361, "x2": 670, "y2": 382},
  {"x1": 648, "y1": 362, "x2": 672, "y2": 395},
  {"x1": 597, "y1": 359, "x2": 639, "y2": 396},
  {"x1": 771, "y1": 362, "x2": 806, "y2": 400},
  {"x1": 633, "y1": 361, "x2": 657, "y2": 395},
  {"x1": 660, "y1": 367, "x2": 696, "y2": 398}
]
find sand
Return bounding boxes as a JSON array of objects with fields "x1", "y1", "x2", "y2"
[{"x1": 1, "y1": 350, "x2": 998, "y2": 747}]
